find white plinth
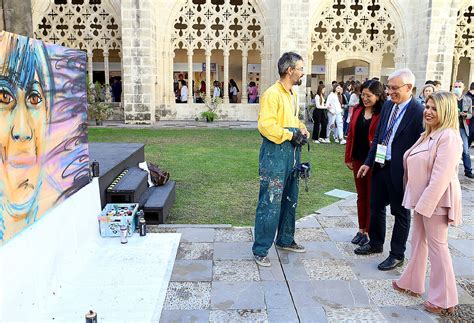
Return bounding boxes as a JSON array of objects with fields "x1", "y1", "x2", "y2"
[{"x1": 0, "y1": 178, "x2": 180, "y2": 322}]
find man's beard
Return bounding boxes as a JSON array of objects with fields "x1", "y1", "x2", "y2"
[{"x1": 295, "y1": 78, "x2": 302, "y2": 86}]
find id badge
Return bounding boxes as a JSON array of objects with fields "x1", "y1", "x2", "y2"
[{"x1": 375, "y1": 144, "x2": 387, "y2": 164}]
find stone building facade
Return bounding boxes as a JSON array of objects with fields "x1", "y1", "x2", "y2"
[{"x1": 22, "y1": 0, "x2": 474, "y2": 123}]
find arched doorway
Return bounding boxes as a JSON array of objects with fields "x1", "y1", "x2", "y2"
[
  {"x1": 309, "y1": 0, "x2": 400, "y2": 86},
  {"x1": 170, "y1": 0, "x2": 264, "y2": 107},
  {"x1": 452, "y1": 4, "x2": 473, "y2": 88}
]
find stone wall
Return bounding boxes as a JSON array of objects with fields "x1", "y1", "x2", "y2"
[{"x1": 1, "y1": 0, "x2": 33, "y2": 37}]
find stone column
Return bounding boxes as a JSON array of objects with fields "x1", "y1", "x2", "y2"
[
  {"x1": 451, "y1": 56, "x2": 459, "y2": 88},
  {"x1": 103, "y1": 50, "x2": 110, "y2": 85},
  {"x1": 205, "y1": 49, "x2": 211, "y2": 100},
  {"x1": 223, "y1": 49, "x2": 230, "y2": 104},
  {"x1": 162, "y1": 50, "x2": 168, "y2": 103},
  {"x1": 121, "y1": 0, "x2": 156, "y2": 124},
  {"x1": 170, "y1": 51, "x2": 175, "y2": 103},
  {"x1": 324, "y1": 55, "x2": 333, "y2": 86},
  {"x1": 370, "y1": 56, "x2": 383, "y2": 79},
  {"x1": 187, "y1": 49, "x2": 194, "y2": 103},
  {"x1": 241, "y1": 50, "x2": 248, "y2": 104},
  {"x1": 87, "y1": 49, "x2": 94, "y2": 83}
]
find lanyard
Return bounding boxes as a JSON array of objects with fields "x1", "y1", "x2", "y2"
[{"x1": 381, "y1": 103, "x2": 409, "y2": 143}]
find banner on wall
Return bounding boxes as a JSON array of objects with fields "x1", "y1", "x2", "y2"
[{"x1": 0, "y1": 31, "x2": 90, "y2": 245}]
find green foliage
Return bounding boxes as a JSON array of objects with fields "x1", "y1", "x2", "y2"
[
  {"x1": 200, "y1": 96, "x2": 223, "y2": 122},
  {"x1": 89, "y1": 128, "x2": 355, "y2": 226},
  {"x1": 87, "y1": 79, "x2": 113, "y2": 123}
]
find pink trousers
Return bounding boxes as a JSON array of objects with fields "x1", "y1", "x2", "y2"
[{"x1": 396, "y1": 212, "x2": 458, "y2": 308}]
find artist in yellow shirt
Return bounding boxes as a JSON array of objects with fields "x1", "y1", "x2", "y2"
[{"x1": 252, "y1": 52, "x2": 309, "y2": 267}]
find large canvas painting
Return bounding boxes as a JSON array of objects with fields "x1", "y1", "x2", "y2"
[{"x1": 0, "y1": 31, "x2": 90, "y2": 244}]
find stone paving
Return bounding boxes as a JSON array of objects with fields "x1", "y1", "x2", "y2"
[{"x1": 156, "y1": 169, "x2": 474, "y2": 322}]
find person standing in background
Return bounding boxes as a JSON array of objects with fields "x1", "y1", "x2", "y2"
[{"x1": 452, "y1": 81, "x2": 473, "y2": 178}]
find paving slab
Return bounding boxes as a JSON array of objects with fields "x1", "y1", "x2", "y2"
[
  {"x1": 159, "y1": 309, "x2": 210, "y2": 323},
  {"x1": 266, "y1": 307, "x2": 299, "y2": 322},
  {"x1": 378, "y1": 306, "x2": 436, "y2": 322},
  {"x1": 261, "y1": 281, "x2": 294, "y2": 309},
  {"x1": 210, "y1": 281, "x2": 265, "y2": 310},
  {"x1": 311, "y1": 280, "x2": 371, "y2": 307},
  {"x1": 163, "y1": 282, "x2": 211, "y2": 310},
  {"x1": 297, "y1": 306, "x2": 327, "y2": 323},
  {"x1": 176, "y1": 228, "x2": 216, "y2": 242},
  {"x1": 170, "y1": 260, "x2": 213, "y2": 282},
  {"x1": 213, "y1": 242, "x2": 254, "y2": 260}
]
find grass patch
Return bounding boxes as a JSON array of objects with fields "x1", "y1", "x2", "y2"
[{"x1": 89, "y1": 128, "x2": 355, "y2": 226}]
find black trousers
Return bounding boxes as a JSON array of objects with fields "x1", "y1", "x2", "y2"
[
  {"x1": 368, "y1": 162, "x2": 411, "y2": 260},
  {"x1": 312, "y1": 109, "x2": 328, "y2": 140}
]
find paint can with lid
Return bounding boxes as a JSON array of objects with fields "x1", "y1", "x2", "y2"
[{"x1": 85, "y1": 310, "x2": 97, "y2": 323}]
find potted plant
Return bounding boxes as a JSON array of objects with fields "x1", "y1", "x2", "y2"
[
  {"x1": 87, "y1": 80, "x2": 113, "y2": 125},
  {"x1": 201, "y1": 96, "x2": 222, "y2": 122}
]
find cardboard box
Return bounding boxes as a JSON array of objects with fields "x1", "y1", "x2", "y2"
[{"x1": 98, "y1": 203, "x2": 138, "y2": 237}]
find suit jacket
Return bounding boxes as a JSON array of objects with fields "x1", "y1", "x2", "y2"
[
  {"x1": 345, "y1": 104, "x2": 382, "y2": 163},
  {"x1": 364, "y1": 98, "x2": 424, "y2": 192},
  {"x1": 402, "y1": 128, "x2": 463, "y2": 226}
]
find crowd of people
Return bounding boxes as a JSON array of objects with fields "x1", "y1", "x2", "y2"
[
  {"x1": 174, "y1": 78, "x2": 259, "y2": 103},
  {"x1": 253, "y1": 51, "x2": 472, "y2": 316}
]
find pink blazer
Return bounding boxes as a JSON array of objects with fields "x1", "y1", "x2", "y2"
[{"x1": 402, "y1": 128, "x2": 463, "y2": 226}]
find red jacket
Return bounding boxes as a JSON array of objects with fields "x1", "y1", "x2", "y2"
[{"x1": 345, "y1": 105, "x2": 382, "y2": 163}]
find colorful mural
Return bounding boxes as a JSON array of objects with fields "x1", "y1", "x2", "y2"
[{"x1": 0, "y1": 31, "x2": 89, "y2": 244}]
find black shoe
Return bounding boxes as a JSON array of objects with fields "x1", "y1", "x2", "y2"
[
  {"x1": 466, "y1": 173, "x2": 474, "y2": 179},
  {"x1": 358, "y1": 234, "x2": 369, "y2": 246},
  {"x1": 351, "y1": 232, "x2": 363, "y2": 244},
  {"x1": 378, "y1": 256, "x2": 404, "y2": 271},
  {"x1": 354, "y1": 243, "x2": 383, "y2": 255}
]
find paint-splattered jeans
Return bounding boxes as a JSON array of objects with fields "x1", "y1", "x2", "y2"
[{"x1": 252, "y1": 130, "x2": 301, "y2": 257}]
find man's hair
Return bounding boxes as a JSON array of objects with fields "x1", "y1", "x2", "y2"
[
  {"x1": 454, "y1": 81, "x2": 464, "y2": 87},
  {"x1": 425, "y1": 80, "x2": 434, "y2": 85},
  {"x1": 423, "y1": 91, "x2": 459, "y2": 137},
  {"x1": 470, "y1": 82, "x2": 474, "y2": 90},
  {"x1": 388, "y1": 68, "x2": 416, "y2": 86},
  {"x1": 277, "y1": 52, "x2": 303, "y2": 77},
  {"x1": 432, "y1": 80, "x2": 441, "y2": 87}
]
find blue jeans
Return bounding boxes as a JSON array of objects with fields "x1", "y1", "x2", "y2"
[
  {"x1": 252, "y1": 131, "x2": 300, "y2": 257},
  {"x1": 460, "y1": 128, "x2": 472, "y2": 174}
]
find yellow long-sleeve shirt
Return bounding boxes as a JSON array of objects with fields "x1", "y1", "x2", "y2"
[{"x1": 258, "y1": 81, "x2": 307, "y2": 144}]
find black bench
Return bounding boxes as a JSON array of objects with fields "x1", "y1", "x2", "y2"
[
  {"x1": 106, "y1": 167, "x2": 148, "y2": 204},
  {"x1": 140, "y1": 180, "x2": 176, "y2": 224}
]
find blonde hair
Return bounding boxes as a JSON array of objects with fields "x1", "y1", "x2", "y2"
[{"x1": 423, "y1": 91, "x2": 459, "y2": 137}]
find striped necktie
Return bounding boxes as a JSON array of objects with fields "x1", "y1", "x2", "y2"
[{"x1": 382, "y1": 105, "x2": 400, "y2": 145}]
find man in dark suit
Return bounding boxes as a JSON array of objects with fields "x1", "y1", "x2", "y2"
[{"x1": 355, "y1": 68, "x2": 424, "y2": 271}]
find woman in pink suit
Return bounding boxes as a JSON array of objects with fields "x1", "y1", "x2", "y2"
[{"x1": 392, "y1": 91, "x2": 462, "y2": 314}]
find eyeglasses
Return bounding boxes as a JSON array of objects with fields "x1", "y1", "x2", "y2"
[
  {"x1": 386, "y1": 84, "x2": 408, "y2": 91},
  {"x1": 360, "y1": 93, "x2": 375, "y2": 99}
]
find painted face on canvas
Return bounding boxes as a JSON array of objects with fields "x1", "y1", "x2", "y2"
[{"x1": 0, "y1": 41, "x2": 49, "y2": 220}]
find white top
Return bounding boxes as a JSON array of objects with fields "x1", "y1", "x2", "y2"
[
  {"x1": 315, "y1": 95, "x2": 326, "y2": 109},
  {"x1": 326, "y1": 92, "x2": 342, "y2": 114},
  {"x1": 230, "y1": 86, "x2": 238, "y2": 96},
  {"x1": 349, "y1": 93, "x2": 359, "y2": 107},
  {"x1": 180, "y1": 85, "x2": 188, "y2": 102},
  {"x1": 213, "y1": 86, "x2": 221, "y2": 98}
]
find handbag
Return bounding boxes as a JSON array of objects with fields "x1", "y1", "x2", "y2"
[{"x1": 147, "y1": 162, "x2": 170, "y2": 186}]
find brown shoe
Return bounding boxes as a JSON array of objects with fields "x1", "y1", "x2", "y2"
[
  {"x1": 423, "y1": 301, "x2": 455, "y2": 315},
  {"x1": 392, "y1": 281, "x2": 421, "y2": 297}
]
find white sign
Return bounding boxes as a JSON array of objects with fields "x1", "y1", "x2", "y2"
[
  {"x1": 248, "y1": 64, "x2": 261, "y2": 72},
  {"x1": 355, "y1": 66, "x2": 369, "y2": 75},
  {"x1": 311, "y1": 65, "x2": 326, "y2": 74}
]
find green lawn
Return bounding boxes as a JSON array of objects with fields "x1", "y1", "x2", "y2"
[{"x1": 89, "y1": 128, "x2": 355, "y2": 226}]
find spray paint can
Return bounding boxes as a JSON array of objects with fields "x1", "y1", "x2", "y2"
[
  {"x1": 120, "y1": 224, "x2": 128, "y2": 244},
  {"x1": 91, "y1": 160, "x2": 100, "y2": 177},
  {"x1": 139, "y1": 217, "x2": 147, "y2": 236},
  {"x1": 85, "y1": 310, "x2": 97, "y2": 323}
]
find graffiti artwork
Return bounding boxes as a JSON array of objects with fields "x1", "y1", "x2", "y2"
[{"x1": 0, "y1": 31, "x2": 90, "y2": 244}]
